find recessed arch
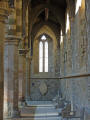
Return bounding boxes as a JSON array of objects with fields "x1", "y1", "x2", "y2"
[{"x1": 34, "y1": 25, "x2": 57, "y2": 47}]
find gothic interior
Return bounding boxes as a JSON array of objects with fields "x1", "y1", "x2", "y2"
[{"x1": 0, "y1": 0, "x2": 90, "y2": 120}]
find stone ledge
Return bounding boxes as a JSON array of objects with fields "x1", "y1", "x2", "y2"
[
  {"x1": 5, "y1": 35, "x2": 21, "y2": 45},
  {"x1": 19, "y1": 49, "x2": 29, "y2": 55}
]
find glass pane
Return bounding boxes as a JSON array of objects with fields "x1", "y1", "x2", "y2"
[
  {"x1": 45, "y1": 41, "x2": 48, "y2": 72},
  {"x1": 41, "y1": 35, "x2": 46, "y2": 41},
  {"x1": 39, "y1": 42, "x2": 43, "y2": 72}
]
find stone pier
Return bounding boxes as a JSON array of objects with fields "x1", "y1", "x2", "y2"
[
  {"x1": 0, "y1": 1, "x2": 8, "y2": 120},
  {"x1": 26, "y1": 54, "x2": 31, "y2": 101},
  {"x1": 18, "y1": 49, "x2": 26, "y2": 105},
  {"x1": 4, "y1": 7, "x2": 20, "y2": 118},
  {"x1": 4, "y1": 36, "x2": 20, "y2": 118}
]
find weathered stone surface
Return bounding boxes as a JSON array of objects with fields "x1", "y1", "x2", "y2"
[
  {"x1": 4, "y1": 37, "x2": 19, "y2": 118},
  {"x1": 84, "y1": 108, "x2": 90, "y2": 120},
  {"x1": 0, "y1": 22, "x2": 4, "y2": 120},
  {"x1": 0, "y1": 0, "x2": 90, "y2": 119},
  {"x1": 39, "y1": 82, "x2": 48, "y2": 95},
  {"x1": 30, "y1": 79, "x2": 60, "y2": 101},
  {"x1": 25, "y1": 55, "x2": 31, "y2": 101},
  {"x1": 18, "y1": 52, "x2": 26, "y2": 103},
  {"x1": 60, "y1": 1, "x2": 90, "y2": 117},
  {"x1": 0, "y1": 2, "x2": 8, "y2": 119}
]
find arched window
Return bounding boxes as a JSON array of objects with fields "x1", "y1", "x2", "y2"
[{"x1": 39, "y1": 35, "x2": 48, "y2": 72}]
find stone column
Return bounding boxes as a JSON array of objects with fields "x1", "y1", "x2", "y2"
[
  {"x1": 4, "y1": 7, "x2": 20, "y2": 118},
  {"x1": 25, "y1": 7, "x2": 29, "y2": 48},
  {"x1": 18, "y1": 49, "x2": 26, "y2": 105},
  {"x1": 26, "y1": 54, "x2": 31, "y2": 101},
  {"x1": 4, "y1": 36, "x2": 20, "y2": 118},
  {"x1": 0, "y1": 2, "x2": 8, "y2": 120},
  {"x1": 16, "y1": 0, "x2": 22, "y2": 37}
]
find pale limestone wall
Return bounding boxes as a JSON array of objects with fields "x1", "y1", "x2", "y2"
[
  {"x1": 30, "y1": 78, "x2": 60, "y2": 101},
  {"x1": 60, "y1": 0, "x2": 90, "y2": 119}
]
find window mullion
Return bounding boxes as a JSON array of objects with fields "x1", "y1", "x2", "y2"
[
  {"x1": 39, "y1": 35, "x2": 48, "y2": 73},
  {"x1": 43, "y1": 42, "x2": 45, "y2": 72},
  {"x1": 45, "y1": 41, "x2": 48, "y2": 72}
]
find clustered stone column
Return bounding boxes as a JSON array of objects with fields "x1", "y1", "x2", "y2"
[
  {"x1": 0, "y1": 1, "x2": 8, "y2": 120},
  {"x1": 4, "y1": 8, "x2": 20, "y2": 118},
  {"x1": 25, "y1": 54, "x2": 31, "y2": 101},
  {"x1": 25, "y1": 7, "x2": 29, "y2": 48},
  {"x1": 16, "y1": 0, "x2": 22, "y2": 37},
  {"x1": 25, "y1": 7, "x2": 31, "y2": 101},
  {"x1": 18, "y1": 49, "x2": 26, "y2": 105}
]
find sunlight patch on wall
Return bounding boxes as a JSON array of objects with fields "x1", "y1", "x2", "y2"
[
  {"x1": 75, "y1": 0, "x2": 82, "y2": 14},
  {"x1": 66, "y1": 13, "x2": 70, "y2": 34},
  {"x1": 60, "y1": 30, "x2": 63, "y2": 45}
]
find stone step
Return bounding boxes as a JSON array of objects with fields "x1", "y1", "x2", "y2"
[
  {"x1": 13, "y1": 116, "x2": 62, "y2": 120},
  {"x1": 26, "y1": 101, "x2": 54, "y2": 107},
  {"x1": 20, "y1": 107, "x2": 59, "y2": 117},
  {"x1": 20, "y1": 101, "x2": 61, "y2": 120}
]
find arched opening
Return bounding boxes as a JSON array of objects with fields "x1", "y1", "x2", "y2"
[
  {"x1": 1, "y1": 0, "x2": 89, "y2": 119},
  {"x1": 30, "y1": 25, "x2": 60, "y2": 101}
]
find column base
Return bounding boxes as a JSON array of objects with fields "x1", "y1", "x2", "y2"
[
  {"x1": 11, "y1": 110, "x2": 20, "y2": 118},
  {"x1": 19, "y1": 101, "x2": 26, "y2": 108},
  {"x1": 26, "y1": 96, "x2": 31, "y2": 101},
  {"x1": 4, "y1": 110, "x2": 20, "y2": 119},
  {"x1": 18, "y1": 97, "x2": 26, "y2": 108}
]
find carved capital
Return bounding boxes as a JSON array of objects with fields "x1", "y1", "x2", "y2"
[
  {"x1": 5, "y1": 35, "x2": 21, "y2": 45},
  {"x1": 0, "y1": 2, "x2": 8, "y2": 23},
  {"x1": 19, "y1": 49, "x2": 29, "y2": 55}
]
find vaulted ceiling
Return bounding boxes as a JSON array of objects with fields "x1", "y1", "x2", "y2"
[
  {"x1": 20, "y1": 0, "x2": 67, "y2": 42},
  {"x1": 29, "y1": 0, "x2": 67, "y2": 28},
  {"x1": 31, "y1": 0, "x2": 66, "y2": 8}
]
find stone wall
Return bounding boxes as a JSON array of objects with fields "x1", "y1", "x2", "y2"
[
  {"x1": 60, "y1": 0, "x2": 90, "y2": 119},
  {"x1": 30, "y1": 78, "x2": 60, "y2": 101},
  {"x1": 30, "y1": 23, "x2": 60, "y2": 101}
]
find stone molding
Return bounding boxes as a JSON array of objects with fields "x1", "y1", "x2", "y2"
[
  {"x1": 60, "y1": 73, "x2": 90, "y2": 79},
  {"x1": 5, "y1": 35, "x2": 21, "y2": 45},
  {"x1": 19, "y1": 49, "x2": 29, "y2": 55},
  {"x1": 0, "y1": 2, "x2": 8, "y2": 23}
]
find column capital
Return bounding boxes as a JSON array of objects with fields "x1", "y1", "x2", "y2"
[
  {"x1": 0, "y1": 2, "x2": 8, "y2": 23},
  {"x1": 5, "y1": 35, "x2": 21, "y2": 45},
  {"x1": 19, "y1": 49, "x2": 29, "y2": 55}
]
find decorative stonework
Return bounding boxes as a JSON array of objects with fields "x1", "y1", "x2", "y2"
[
  {"x1": 39, "y1": 82, "x2": 48, "y2": 96},
  {"x1": 19, "y1": 49, "x2": 29, "y2": 55},
  {"x1": 0, "y1": 3, "x2": 8, "y2": 23}
]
